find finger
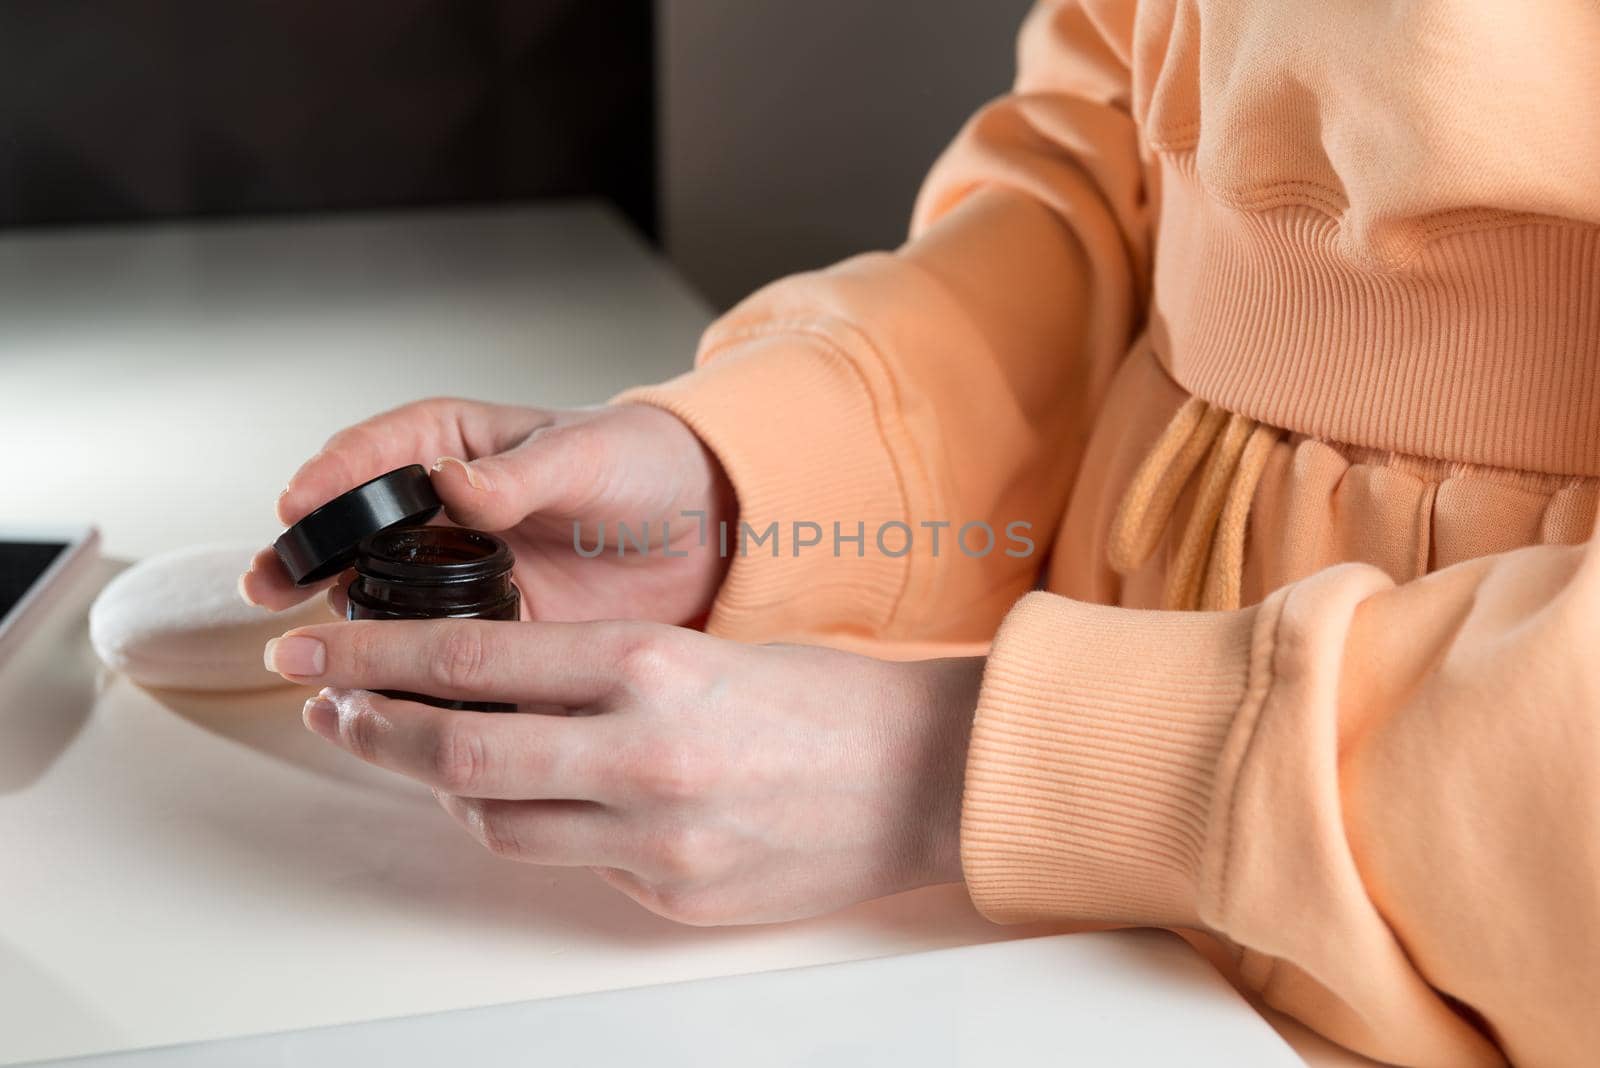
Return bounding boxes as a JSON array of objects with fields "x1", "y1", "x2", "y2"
[
  {"x1": 428, "y1": 419, "x2": 605, "y2": 531},
  {"x1": 302, "y1": 687, "x2": 609, "y2": 800},
  {"x1": 433, "y1": 794, "x2": 630, "y2": 867},
  {"x1": 239, "y1": 545, "x2": 328, "y2": 611},
  {"x1": 325, "y1": 578, "x2": 350, "y2": 618},
  {"x1": 253, "y1": 398, "x2": 544, "y2": 608},
  {"x1": 277, "y1": 399, "x2": 544, "y2": 527},
  {"x1": 268, "y1": 618, "x2": 636, "y2": 706}
]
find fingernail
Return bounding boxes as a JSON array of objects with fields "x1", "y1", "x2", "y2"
[
  {"x1": 265, "y1": 635, "x2": 327, "y2": 677},
  {"x1": 433, "y1": 455, "x2": 490, "y2": 492},
  {"x1": 303, "y1": 689, "x2": 337, "y2": 739},
  {"x1": 237, "y1": 570, "x2": 260, "y2": 608}
]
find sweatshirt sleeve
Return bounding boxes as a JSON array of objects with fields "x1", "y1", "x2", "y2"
[
  {"x1": 965, "y1": 521, "x2": 1600, "y2": 1067},
  {"x1": 616, "y1": 0, "x2": 1146, "y2": 644}
]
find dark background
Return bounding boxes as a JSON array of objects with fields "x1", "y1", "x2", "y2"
[{"x1": 0, "y1": 0, "x2": 657, "y2": 238}]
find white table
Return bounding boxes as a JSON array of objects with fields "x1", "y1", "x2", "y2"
[
  {"x1": 38, "y1": 933, "x2": 1302, "y2": 1067},
  {"x1": 0, "y1": 204, "x2": 1324, "y2": 1066}
]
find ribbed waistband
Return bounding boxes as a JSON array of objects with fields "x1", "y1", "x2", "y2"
[{"x1": 1151, "y1": 159, "x2": 1600, "y2": 477}]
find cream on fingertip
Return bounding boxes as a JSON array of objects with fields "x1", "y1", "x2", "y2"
[{"x1": 302, "y1": 690, "x2": 337, "y2": 739}]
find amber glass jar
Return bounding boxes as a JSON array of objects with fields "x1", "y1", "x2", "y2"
[{"x1": 347, "y1": 526, "x2": 520, "y2": 712}]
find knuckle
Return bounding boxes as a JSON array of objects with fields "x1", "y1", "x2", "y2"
[
  {"x1": 653, "y1": 826, "x2": 717, "y2": 882},
  {"x1": 430, "y1": 721, "x2": 487, "y2": 793},
  {"x1": 636, "y1": 738, "x2": 710, "y2": 802},
  {"x1": 411, "y1": 396, "x2": 454, "y2": 415},
  {"x1": 398, "y1": 396, "x2": 461, "y2": 424},
  {"x1": 430, "y1": 625, "x2": 489, "y2": 692},
  {"x1": 319, "y1": 425, "x2": 387, "y2": 471},
  {"x1": 319, "y1": 422, "x2": 370, "y2": 455},
  {"x1": 339, "y1": 703, "x2": 384, "y2": 762},
  {"x1": 343, "y1": 624, "x2": 383, "y2": 678},
  {"x1": 645, "y1": 885, "x2": 725, "y2": 928},
  {"x1": 616, "y1": 629, "x2": 686, "y2": 690}
]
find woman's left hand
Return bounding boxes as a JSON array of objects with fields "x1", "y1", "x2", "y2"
[{"x1": 265, "y1": 620, "x2": 982, "y2": 925}]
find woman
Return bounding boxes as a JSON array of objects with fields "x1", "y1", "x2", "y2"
[{"x1": 240, "y1": 2, "x2": 1599, "y2": 1064}]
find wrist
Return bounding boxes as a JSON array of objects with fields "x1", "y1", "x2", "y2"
[
  {"x1": 896, "y1": 655, "x2": 985, "y2": 890},
  {"x1": 699, "y1": 436, "x2": 738, "y2": 553},
  {"x1": 676, "y1": 416, "x2": 739, "y2": 625}
]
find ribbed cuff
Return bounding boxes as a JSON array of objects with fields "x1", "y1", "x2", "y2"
[
  {"x1": 961, "y1": 591, "x2": 1260, "y2": 927},
  {"x1": 615, "y1": 332, "x2": 910, "y2": 641}
]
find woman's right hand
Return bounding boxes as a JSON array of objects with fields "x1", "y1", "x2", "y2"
[{"x1": 238, "y1": 398, "x2": 736, "y2": 627}]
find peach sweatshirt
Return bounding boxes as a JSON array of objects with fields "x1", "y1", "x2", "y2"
[{"x1": 621, "y1": 2, "x2": 1600, "y2": 1065}]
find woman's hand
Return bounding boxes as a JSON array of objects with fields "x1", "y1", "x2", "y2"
[
  {"x1": 265, "y1": 619, "x2": 981, "y2": 925},
  {"x1": 239, "y1": 399, "x2": 734, "y2": 627}
]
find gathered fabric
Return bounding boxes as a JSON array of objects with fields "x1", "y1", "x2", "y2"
[{"x1": 1070, "y1": 347, "x2": 1600, "y2": 621}]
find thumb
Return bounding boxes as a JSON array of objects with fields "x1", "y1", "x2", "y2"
[{"x1": 430, "y1": 425, "x2": 603, "y2": 531}]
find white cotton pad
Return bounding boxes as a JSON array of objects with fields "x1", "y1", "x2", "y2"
[{"x1": 89, "y1": 544, "x2": 333, "y2": 691}]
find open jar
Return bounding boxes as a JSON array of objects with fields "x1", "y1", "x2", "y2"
[
  {"x1": 347, "y1": 526, "x2": 518, "y2": 623},
  {"x1": 272, "y1": 465, "x2": 521, "y2": 712}
]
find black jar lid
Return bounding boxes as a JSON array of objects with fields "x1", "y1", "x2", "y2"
[{"x1": 272, "y1": 465, "x2": 444, "y2": 585}]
